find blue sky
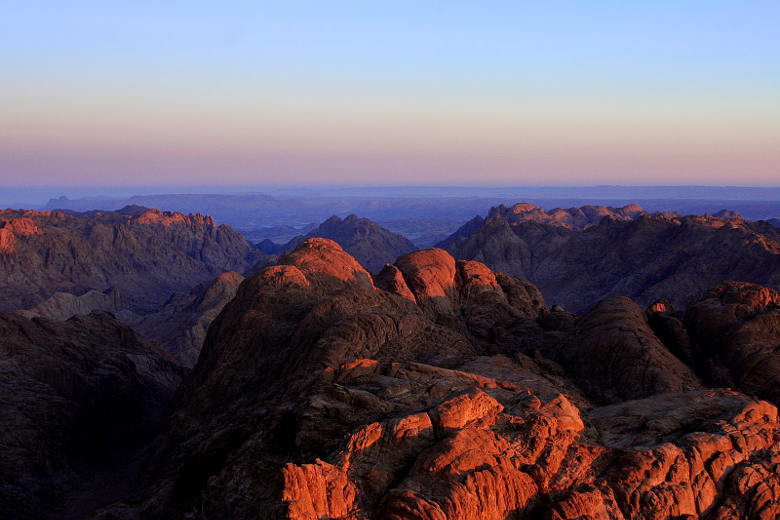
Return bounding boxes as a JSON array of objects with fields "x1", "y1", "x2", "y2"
[{"x1": 1, "y1": 1, "x2": 778, "y2": 186}]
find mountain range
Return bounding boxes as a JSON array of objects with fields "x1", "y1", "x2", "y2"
[
  {"x1": 0, "y1": 206, "x2": 261, "y2": 314},
  {"x1": 440, "y1": 203, "x2": 780, "y2": 311},
  {"x1": 1, "y1": 200, "x2": 779, "y2": 519}
]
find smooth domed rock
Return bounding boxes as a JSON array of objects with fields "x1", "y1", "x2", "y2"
[
  {"x1": 88, "y1": 241, "x2": 780, "y2": 520},
  {"x1": 564, "y1": 297, "x2": 702, "y2": 402},
  {"x1": 278, "y1": 238, "x2": 374, "y2": 289}
]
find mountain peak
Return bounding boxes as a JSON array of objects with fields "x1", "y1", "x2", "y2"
[
  {"x1": 277, "y1": 237, "x2": 374, "y2": 288},
  {"x1": 283, "y1": 214, "x2": 416, "y2": 273}
]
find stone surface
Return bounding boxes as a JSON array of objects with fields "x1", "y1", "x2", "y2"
[
  {"x1": 0, "y1": 311, "x2": 184, "y2": 520},
  {"x1": 684, "y1": 282, "x2": 780, "y2": 405},
  {"x1": 440, "y1": 203, "x2": 780, "y2": 312},
  {"x1": 132, "y1": 271, "x2": 245, "y2": 367},
  {"x1": 0, "y1": 206, "x2": 263, "y2": 314},
  {"x1": 86, "y1": 239, "x2": 780, "y2": 520},
  {"x1": 564, "y1": 297, "x2": 702, "y2": 402},
  {"x1": 18, "y1": 287, "x2": 136, "y2": 322}
]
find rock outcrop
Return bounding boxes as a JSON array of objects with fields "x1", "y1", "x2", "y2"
[
  {"x1": 132, "y1": 271, "x2": 245, "y2": 367},
  {"x1": 564, "y1": 297, "x2": 702, "y2": 402},
  {"x1": 0, "y1": 311, "x2": 184, "y2": 520},
  {"x1": 89, "y1": 239, "x2": 780, "y2": 520},
  {"x1": 18, "y1": 287, "x2": 137, "y2": 322},
  {"x1": 276, "y1": 214, "x2": 417, "y2": 273},
  {"x1": 0, "y1": 207, "x2": 263, "y2": 314},
  {"x1": 18, "y1": 274, "x2": 244, "y2": 367},
  {"x1": 440, "y1": 203, "x2": 780, "y2": 311},
  {"x1": 682, "y1": 282, "x2": 780, "y2": 405}
]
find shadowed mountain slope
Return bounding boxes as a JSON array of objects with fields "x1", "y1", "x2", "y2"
[
  {"x1": 0, "y1": 311, "x2": 184, "y2": 520},
  {"x1": 132, "y1": 271, "x2": 245, "y2": 367},
  {"x1": 440, "y1": 203, "x2": 780, "y2": 311}
]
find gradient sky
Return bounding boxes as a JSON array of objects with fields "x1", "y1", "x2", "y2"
[{"x1": 1, "y1": 1, "x2": 779, "y2": 187}]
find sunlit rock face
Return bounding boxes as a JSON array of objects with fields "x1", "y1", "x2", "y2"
[
  {"x1": 87, "y1": 239, "x2": 780, "y2": 520},
  {"x1": 440, "y1": 203, "x2": 780, "y2": 312},
  {"x1": 0, "y1": 207, "x2": 263, "y2": 314}
]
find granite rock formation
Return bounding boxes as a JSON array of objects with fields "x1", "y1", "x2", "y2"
[
  {"x1": 0, "y1": 311, "x2": 184, "y2": 520},
  {"x1": 87, "y1": 239, "x2": 780, "y2": 520},
  {"x1": 18, "y1": 287, "x2": 137, "y2": 323},
  {"x1": 132, "y1": 271, "x2": 245, "y2": 367},
  {"x1": 440, "y1": 203, "x2": 780, "y2": 311},
  {"x1": 0, "y1": 207, "x2": 262, "y2": 314},
  {"x1": 659, "y1": 282, "x2": 780, "y2": 406}
]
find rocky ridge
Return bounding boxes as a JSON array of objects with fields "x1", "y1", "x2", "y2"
[
  {"x1": 0, "y1": 207, "x2": 262, "y2": 314},
  {"x1": 440, "y1": 203, "x2": 780, "y2": 311},
  {"x1": 132, "y1": 271, "x2": 245, "y2": 367},
  {"x1": 86, "y1": 239, "x2": 780, "y2": 520}
]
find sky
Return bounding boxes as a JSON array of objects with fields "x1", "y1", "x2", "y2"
[{"x1": 1, "y1": 1, "x2": 779, "y2": 187}]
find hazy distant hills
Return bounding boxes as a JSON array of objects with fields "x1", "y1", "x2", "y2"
[
  {"x1": 440, "y1": 203, "x2": 780, "y2": 311},
  {"x1": 42, "y1": 189, "x2": 780, "y2": 249}
]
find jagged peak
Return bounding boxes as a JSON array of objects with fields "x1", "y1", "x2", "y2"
[{"x1": 131, "y1": 208, "x2": 216, "y2": 227}]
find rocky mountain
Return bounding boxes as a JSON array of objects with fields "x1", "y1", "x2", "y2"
[
  {"x1": 131, "y1": 272, "x2": 245, "y2": 367},
  {"x1": 84, "y1": 239, "x2": 779, "y2": 520},
  {"x1": 18, "y1": 287, "x2": 137, "y2": 323},
  {"x1": 440, "y1": 203, "x2": 780, "y2": 312},
  {"x1": 0, "y1": 206, "x2": 263, "y2": 314},
  {"x1": 17, "y1": 274, "x2": 243, "y2": 367},
  {"x1": 462, "y1": 202, "x2": 648, "y2": 231},
  {"x1": 262, "y1": 214, "x2": 416, "y2": 273},
  {"x1": 0, "y1": 311, "x2": 184, "y2": 520}
]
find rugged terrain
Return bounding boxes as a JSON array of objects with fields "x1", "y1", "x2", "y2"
[
  {"x1": 0, "y1": 206, "x2": 262, "y2": 314},
  {"x1": 131, "y1": 272, "x2": 245, "y2": 367},
  {"x1": 2, "y1": 202, "x2": 780, "y2": 519},
  {"x1": 259, "y1": 214, "x2": 416, "y2": 273},
  {"x1": 0, "y1": 311, "x2": 184, "y2": 520},
  {"x1": 440, "y1": 203, "x2": 780, "y2": 311},
  {"x1": 83, "y1": 239, "x2": 779, "y2": 520}
]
